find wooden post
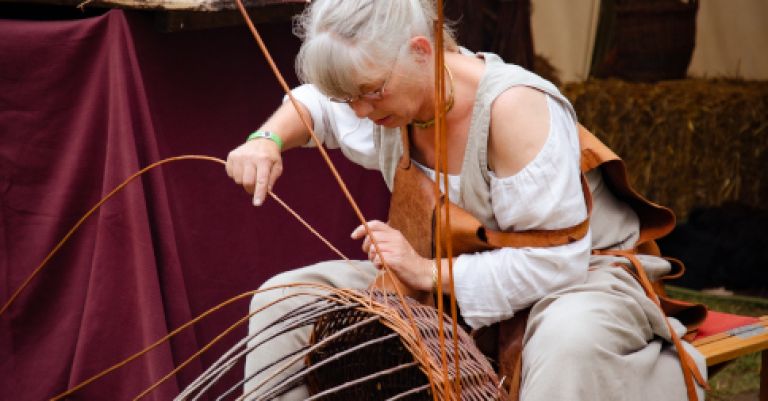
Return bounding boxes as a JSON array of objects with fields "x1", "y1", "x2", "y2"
[{"x1": 760, "y1": 350, "x2": 767, "y2": 401}]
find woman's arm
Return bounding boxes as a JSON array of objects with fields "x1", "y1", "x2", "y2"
[
  {"x1": 226, "y1": 98, "x2": 313, "y2": 206},
  {"x1": 226, "y1": 84, "x2": 381, "y2": 205},
  {"x1": 487, "y1": 85, "x2": 551, "y2": 177},
  {"x1": 450, "y1": 89, "x2": 590, "y2": 329}
]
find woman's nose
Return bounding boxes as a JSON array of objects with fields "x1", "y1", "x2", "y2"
[{"x1": 349, "y1": 100, "x2": 374, "y2": 118}]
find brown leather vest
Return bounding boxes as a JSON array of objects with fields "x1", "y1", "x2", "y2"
[
  {"x1": 386, "y1": 124, "x2": 707, "y2": 400},
  {"x1": 389, "y1": 124, "x2": 704, "y2": 321}
]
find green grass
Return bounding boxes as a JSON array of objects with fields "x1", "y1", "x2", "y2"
[{"x1": 666, "y1": 286, "x2": 768, "y2": 401}]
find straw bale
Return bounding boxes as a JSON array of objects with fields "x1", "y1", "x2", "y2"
[{"x1": 562, "y1": 79, "x2": 768, "y2": 221}]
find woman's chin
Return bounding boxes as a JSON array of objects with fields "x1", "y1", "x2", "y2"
[{"x1": 371, "y1": 115, "x2": 395, "y2": 128}]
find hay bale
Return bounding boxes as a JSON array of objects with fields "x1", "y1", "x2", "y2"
[{"x1": 563, "y1": 79, "x2": 768, "y2": 221}]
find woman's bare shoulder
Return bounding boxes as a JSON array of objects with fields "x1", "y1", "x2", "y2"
[{"x1": 488, "y1": 86, "x2": 550, "y2": 177}]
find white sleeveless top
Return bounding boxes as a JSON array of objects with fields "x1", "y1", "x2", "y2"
[{"x1": 289, "y1": 71, "x2": 590, "y2": 328}]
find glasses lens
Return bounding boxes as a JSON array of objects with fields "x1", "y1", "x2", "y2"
[
  {"x1": 360, "y1": 89, "x2": 384, "y2": 101},
  {"x1": 328, "y1": 78, "x2": 386, "y2": 104},
  {"x1": 329, "y1": 96, "x2": 352, "y2": 103}
]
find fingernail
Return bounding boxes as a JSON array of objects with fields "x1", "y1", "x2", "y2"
[{"x1": 253, "y1": 197, "x2": 262, "y2": 206}]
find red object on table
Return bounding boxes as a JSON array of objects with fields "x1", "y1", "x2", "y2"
[{"x1": 695, "y1": 310, "x2": 760, "y2": 340}]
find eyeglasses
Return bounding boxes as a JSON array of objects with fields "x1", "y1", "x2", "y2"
[
  {"x1": 328, "y1": 71, "x2": 392, "y2": 104},
  {"x1": 328, "y1": 51, "x2": 400, "y2": 104}
]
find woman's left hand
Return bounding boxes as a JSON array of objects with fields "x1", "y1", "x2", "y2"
[{"x1": 351, "y1": 220, "x2": 433, "y2": 292}]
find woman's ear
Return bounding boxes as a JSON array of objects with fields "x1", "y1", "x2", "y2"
[{"x1": 408, "y1": 36, "x2": 433, "y2": 63}]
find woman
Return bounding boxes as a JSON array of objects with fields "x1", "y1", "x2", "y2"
[{"x1": 225, "y1": 1, "x2": 706, "y2": 400}]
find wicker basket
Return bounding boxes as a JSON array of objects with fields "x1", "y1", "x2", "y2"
[{"x1": 306, "y1": 291, "x2": 505, "y2": 400}]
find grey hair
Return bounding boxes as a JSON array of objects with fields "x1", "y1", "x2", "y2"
[{"x1": 294, "y1": 0, "x2": 456, "y2": 99}]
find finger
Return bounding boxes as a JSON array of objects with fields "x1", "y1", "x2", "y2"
[
  {"x1": 370, "y1": 250, "x2": 382, "y2": 267},
  {"x1": 371, "y1": 250, "x2": 393, "y2": 269},
  {"x1": 367, "y1": 221, "x2": 397, "y2": 245},
  {"x1": 350, "y1": 224, "x2": 367, "y2": 239},
  {"x1": 253, "y1": 160, "x2": 272, "y2": 206},
  {"x1": 366, "y1": 228, "x2": 391, "y2": 252},
  {"x1": 368, "y1": 241, "x2": 384, "y2": 258},
  {"x1": 366, "y1": 220, "x2": 386, "y2": 230},
  {"x1": 225, "y1": 152, "x2": 234, "y2": 178},
  {"x1": 230, "y1": 159, "x2": 243, "y2": 185},
  {"x1": 367, "y1": 236, "x2": 384, "y2": 257},
  {"x1": 361, "y1": 234, "x2": 372, "y2": 254},
  {"x1": 267, "y1": 161, "x2": 283, "y2": 192},
  {"x1": 351, "y1": 219, "x2": 387, "y2": 239},
  {"x1": 241, "y1": 164, "x2": 256, "y2": 194}
]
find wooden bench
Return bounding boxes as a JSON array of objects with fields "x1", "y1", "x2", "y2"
[{"x1": 692, "y1": 313, "x2": 768, "y2": 401}]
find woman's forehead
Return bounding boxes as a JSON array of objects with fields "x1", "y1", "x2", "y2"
[
  {"x1": 297, "y1": 30, "x2": 403, "y2": 97},
  {"x1": 316, "y1": 59, "x2": 386, "y2": 97}
]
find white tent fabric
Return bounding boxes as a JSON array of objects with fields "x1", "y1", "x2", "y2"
[
  {"x1": 531, "y1": 0, "x2": 600, "y2": 83},
  {"x1": 531, "y1": 0, "x2": 768, "y2": 83},
  {"x1": 688, "y1": 0, "x2": 768, "y2": 81}
]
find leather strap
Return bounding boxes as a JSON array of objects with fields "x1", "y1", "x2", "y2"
[
  {"x1": 391, "y1": 125, "x2": 593, "y2": 257},
  {"x1": 439, "y1": 173, "x2": 592, "y2": 253},
  {"x1": 593, "y1": 249, "x2": 709, "y2": 401},
  {"x1": 390, "y1": 124, "x2": 703, "y2": 400}
]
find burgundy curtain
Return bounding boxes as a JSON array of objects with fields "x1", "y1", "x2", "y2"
[{"x1": 0, "y1": 9, "x2": 390, "y2": 400}]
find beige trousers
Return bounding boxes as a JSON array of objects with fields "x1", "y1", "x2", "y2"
[
  {"x1": 243, "y1": 260, "x2": 378, "y2": 400},
  {"x1": 243, "y1": 258, "x2": 706, "y2": 401}
]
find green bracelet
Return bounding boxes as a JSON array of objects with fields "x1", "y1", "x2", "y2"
[{"x1": 247, "y1": 130, "x2": 283, "y2": 151}]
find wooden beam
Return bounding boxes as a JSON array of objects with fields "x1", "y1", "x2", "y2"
[
  {"x1": 0, "y1": 0, "x2": 307, "y2": 12},
  {"x1": 761, "y1": 350, "x2": 767, "y2": 401},
  {"x1": 154, "y1": 3, "x2": 305, "y2": 32}
]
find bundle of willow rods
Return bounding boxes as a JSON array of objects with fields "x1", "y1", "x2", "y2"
[{"x1": 563, "y1": 78, "x2": 768, "y2": 221}]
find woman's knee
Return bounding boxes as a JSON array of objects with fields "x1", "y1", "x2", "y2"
[
  {"x1": 248, "y1": 260, "x2": 376, "y2": 330},
  {"x1": 250, "y1": 264, "x2": 332, "y2": 312},
  {"x1": 248, "y1": 278, "x2": 315, "y2": 329},
  {"x1": 525, "y1": 293, "x2": 644, "y2": 363},
  {"x1": 526, "y1": 313, "x2": 600, "y2": 363}
]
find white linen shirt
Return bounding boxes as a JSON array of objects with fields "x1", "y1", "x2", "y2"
[{"x1": 289, "y1": 84, "x2": 590, "y2": 329}]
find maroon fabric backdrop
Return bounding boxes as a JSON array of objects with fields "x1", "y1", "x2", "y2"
[{"x1": 0, "y1": 9, "x2": 390, "y2": 400}]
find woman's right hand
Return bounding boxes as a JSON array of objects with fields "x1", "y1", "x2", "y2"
[{"x1": 226, "y1": 137, "x2": 283, "y2": 206}]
